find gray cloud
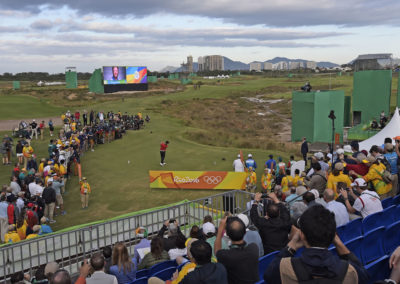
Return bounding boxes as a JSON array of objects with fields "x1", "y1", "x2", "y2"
[
  {"x1": 0, "y1": 0, "x2": 399, "y2": 27},
  {"x1": 30, "y1": 19, "x2": 54, "y2": 30},
  {"x1": 0, "y1": 26, "x2": 26, "y2": 33}
]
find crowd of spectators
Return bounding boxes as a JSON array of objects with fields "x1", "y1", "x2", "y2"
[{"x1": 1, "y1": 110, "x2": 147, "y2": 245}]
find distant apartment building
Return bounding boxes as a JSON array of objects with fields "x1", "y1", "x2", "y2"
[
  {"x1": 249, "y1": 62, "x2": 262, "y2": 71},
  {"x1": 273, "y1": 61, "x2": 289, "y2": 70},
  {"x1": 289, "y1": 61, "x2": 301, "y2": 70},
  {"x1": 198, "y1": 55, "x2": 224, "y2": 71},
  {"x1": 306, "y1": 61, "x2": 317, "y2": 69},
  {"x1": 263, "y1": 62, "x2": 273, "y2": 70},
  {"x1": 181, "y1": 55, "x2": 194, "y2": 73}
]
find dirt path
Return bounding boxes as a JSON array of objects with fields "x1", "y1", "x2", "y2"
[{"x1": 0, "y1": 117, "x2": 62, "y2": 131}]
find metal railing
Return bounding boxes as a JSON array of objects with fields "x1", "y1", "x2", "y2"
[{"x1": 0, "y1": 190, "x2": 252, "y2": 281}]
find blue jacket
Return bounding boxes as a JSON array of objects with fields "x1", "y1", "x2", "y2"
[
  {"x1": 246, "y1": 159, "x2": 257, "y2": 169},
  {"x1": 109, "y1": 259, "x2": 137, "y2": 284}
]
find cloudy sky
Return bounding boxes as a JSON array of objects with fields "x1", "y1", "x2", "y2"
[{"x1": 0, "y1": 0, "x2": 399, "y2": 73}]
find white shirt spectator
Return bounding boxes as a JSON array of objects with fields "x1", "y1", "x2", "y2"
[
  {"x1": 353, "y1": 190, "x2": 383, "y2": 218},
  {"x1": 29, "y1": 182, "x2": 43, "y2": 196},
  {"x1": 16, "y1": 197, "x2": 25, "y2": 211},
  {"x1": 233, "y1": 159, "x2": 244, "y2": 172},
  {"x1": 326, "y1": 200, "x2": 350, "y2": 227},
  {"x1": 10, "y1": 181, "x2": 21, "y2": 195}
]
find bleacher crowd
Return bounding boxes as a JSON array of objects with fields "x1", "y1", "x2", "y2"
[
  {"x1": 1, "y1": 110, "x2": 147, "y2": 245},
  {"x1": 3, "y1": 133, "x2": 400, "y2": 283}
]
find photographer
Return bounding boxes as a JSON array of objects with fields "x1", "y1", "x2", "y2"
[
  {"x1": 340, "y1": 178, "x2": 383, "y2": 219},
  {"x1": 157, "y1": 219, "x2": 186, "y2": 252},
  {"x1": 250, "y1": 192, "x2": 293, "y2": 255}
]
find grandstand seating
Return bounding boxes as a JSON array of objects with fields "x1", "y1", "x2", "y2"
[
  {"x1": 381, "y1": 196, "x2": 393, "y2": 209},
  {"x1": 258, "y1": 251, "x2": 279, "y2": 280},
  {"x1": 362, "y1": 211, "x2": 383, "y2": 234},
  {"x1": 338, "y1": 218, "x2": 362, "y2": 243},
  {"x1": 149, "y1": 260, "x2": 177, "y2": 276},
  {"x1": 344, "y1": 236, "x2": 363, "y2": 261},
  {"x1": 384, "y1": 220, "x2": 400, "y2": 254},
  {"x1": 393, "y1": 194, "x2": 400, "y2": 205},
  {"x1": 382, "y1": 205, "x2": 397, "y2": 226},
  {"x1": 394, "y1": 205, "x2": 400, "y2": 222},
  {"x1": 364, "y1": 255, "x2": 391, "y2": 284},
  {"x1": 135, "y1": 269, "x2": 149, "y2": 279},
  {"x1": 152, "y1": 267, "x2": 176, "y2": 281},
  {"x1": 130, "y1": 277, "x2": 148, "y2": 284},
  {"x1": 361, "y1": 226, "x2": 385, "y2": 265}
]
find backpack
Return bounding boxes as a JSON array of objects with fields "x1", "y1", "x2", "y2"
[{"x1": 291, "y1": 258, "x2": 349, "y2": 283}]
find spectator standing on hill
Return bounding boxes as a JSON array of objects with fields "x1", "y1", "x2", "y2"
[
  {"x1": 79, "y1": 177, "x2": 91, "y2": 209},
  {"x1": 48, "y1": 119, "x2": 54, "y2": 137},
  {"x1": 340, "y1": 177, "x2": 383, "y2": 218},
  {"x1": 89, "y1": 110, "x2": 94, "y2": 126},
  {"x1": 265, "y1": 154, "x2": 276, "y2": 170},
  {"x1": 232, "y1": 154, "x2": 244, "y2": 172},
  {"x1": 30, "y1": 119, "x2": 38, "y2": 140},
  {"x1": 83, "y1": 110, "x2": 88, "y2": 126},
  {"x1": 265, "y1": 205, "x2": 368, "y2": 283},
  {"x1": 39, "y1": 120, "x2": 45, "y2": 140},
  {"x1": 15, "y1": 140, "x2": 23, "y2": 165},
  {"x1": 42, "y1": 181, "x2": 56, "y2": 223},
  {"x1": 215, "y1": 216, "x2": 259, "y2": 284},
  {"x1": 304, "y1": 162, "x2": 327, "y2": 194},
  {"x1": 250, "y1": 192, "x2": 293, "y2": 254},
  {"x1": 0, "y1": 195, "x2": 8, "y2": 242},
  {"x1": 160, "y1": 140, "x2": 169, "y2": 166},
  {"x1": 301, "y1": 137, "x2": 308, "y2": 165},
  {"x1": 245, "y1": 154, "x2": 257, "y2": 169}
]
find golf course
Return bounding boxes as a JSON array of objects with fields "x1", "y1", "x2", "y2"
[{"x1": 1, "y1": 73, "x2": 397, "y2": 232}]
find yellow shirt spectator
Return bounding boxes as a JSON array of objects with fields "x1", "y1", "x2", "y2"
[
  {"x1": 26, "y1": 234, "x2": 39, "y2": 240},
  {"x1": 327, "y1": 163, "x2": 352, "y2": 197},
  {"x1": 23, "y1": 145, "x2": 34, "y2": 158},
  {"x1": 281, "y1": 175, "x2": 294, "y2": 193},
  {"x1": 5, "y1": 230, "x2": 21, "y2": 244}
]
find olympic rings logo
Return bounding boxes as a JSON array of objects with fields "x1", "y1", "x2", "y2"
[{"x1": 203, "y1": 176, "x2": 222, "y2": 184}]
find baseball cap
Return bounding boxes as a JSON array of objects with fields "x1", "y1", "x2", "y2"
[
  {"x1": 334, "y1": 162, "x2": 344, "y2": 171},
  {"x1": 248, "y1": 154, "x2": 252, "y2": 158},
  {"x1": 343, "y1": 145, "x2": 352, "y2": 153},
  {"x1": 202, "y1": 222, "x2": 216, "y2": 235},
  {"x1": 237, "y1": 214, "x2": 249, "y2": 228},
  {"x1": 336, "y1": 148, "x2": 344, "y2": 155},
  {"x1": 385, "y1": 143, "x2": 394, "y2": 151},
  {"x1": 351, "y1": 178, "x2": 367, "y2": 187},
  {"x1": 314, "y1": 152, "x2": 324, "y2": 160},
  {"x1": 362, "y1": 156, "x2": 376, "y2": 164},
  {"x1": 237, "y1": 154, "x2": 241, "y2": 158}
]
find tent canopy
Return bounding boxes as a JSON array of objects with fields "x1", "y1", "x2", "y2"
[{"x1": 359, "y1": 107, "x2": 400, "y2": 151}]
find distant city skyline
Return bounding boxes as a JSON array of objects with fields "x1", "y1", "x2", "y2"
[{"x1": 0, "y1": 1, "x2": 399, "y2": 73}]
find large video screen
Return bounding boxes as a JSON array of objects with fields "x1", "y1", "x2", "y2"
[{"x1": 103, "y1": 66, "x2": 147, "y2": 85}]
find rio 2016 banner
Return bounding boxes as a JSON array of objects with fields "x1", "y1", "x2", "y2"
[{"x1": 149, "y1": 171, "x2": 247, "y2": 190}]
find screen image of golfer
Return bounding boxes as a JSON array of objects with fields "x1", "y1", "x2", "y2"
[
  {"x1": 126, "y1": 67, "x2": 147, "y2": 84},
  {"x1": 103, "y1": 66, "x2": 127, "y2": 85},
  {"x1": 103, "y1": 66, "x2": 147, "y2": 85}
]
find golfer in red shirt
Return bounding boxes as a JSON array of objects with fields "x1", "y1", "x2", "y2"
[{"x1": 160, "y1": 141, "x2": 169, "y2": 166}]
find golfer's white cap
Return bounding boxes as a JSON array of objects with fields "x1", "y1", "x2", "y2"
[
  {"x1": 248, "y1": 154, "x2": 252, "y2": 158},
  {"x1": 237, "y1": 154, "x2": 241, "y2": 158}
]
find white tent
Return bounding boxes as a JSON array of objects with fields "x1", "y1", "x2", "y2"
[{"x1": 359, "y1": 107, "x2": 400, "y2": 151}]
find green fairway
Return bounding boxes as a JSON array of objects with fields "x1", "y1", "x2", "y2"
[{"x1": 0, "y1": 94, "x2": 65, "y2": 120}]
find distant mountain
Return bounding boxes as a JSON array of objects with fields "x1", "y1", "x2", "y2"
[
  {"x1": 159, "y1": 66, "x2": 179, "y2": 73},
  {"x1": 316, "y1": 61, "x2": 340, "y2": 68},
  {"x1": 223, "y1": 57, "x2": 250, "y2": 70}
]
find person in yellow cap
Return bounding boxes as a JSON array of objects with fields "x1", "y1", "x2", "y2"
[
  {"x1": 80, "y1": 177, "x2": 91, "y2": 209},
  {"x1": 22, "y1": 142, "x2": 34, "y2": 169},
  {"x1": 327, "y1": 162, "x2": 352, "y2": 198},
  {"x1": 246, "y1": 167, "x2": 257, "y2": 192},
  {"x1": 5, "y1": 224, "x2": 21, "y2": 243}
]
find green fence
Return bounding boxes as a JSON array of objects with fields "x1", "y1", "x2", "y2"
[
  {"x1": 88, "y1": 69, "x2": 104, "y2": 94},
  {"x1": 65, "y1": 71, "x2": 78, "y2": 89},
  {"x1": 12, "y1": 81, "x2": 20, "y2": 90}
]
